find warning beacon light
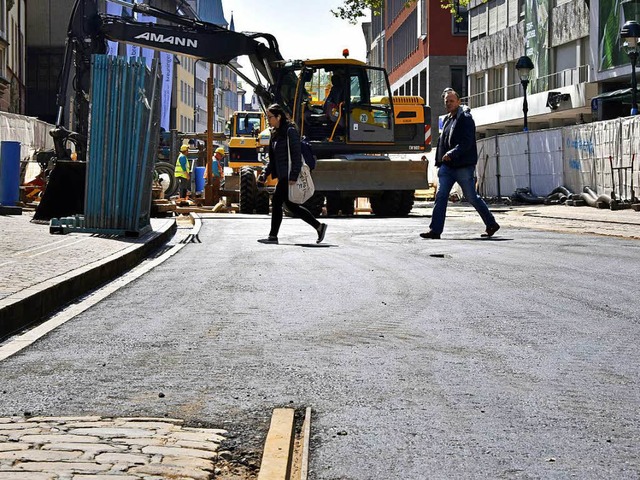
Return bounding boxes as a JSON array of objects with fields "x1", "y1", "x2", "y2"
[{"x1": 342, "y1": 49, "x2": 349, "y2": 58}]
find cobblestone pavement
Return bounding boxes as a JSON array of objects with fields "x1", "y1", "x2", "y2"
[{"x1": 0, "y1": 416, "x2": 227, "y2": 479}]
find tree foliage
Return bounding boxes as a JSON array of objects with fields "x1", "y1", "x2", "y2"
[{"x1": 332, "y1": 0, "x2": 470, "y2": 24}]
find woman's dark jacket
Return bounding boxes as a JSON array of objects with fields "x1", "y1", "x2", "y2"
[
  {"x1": 264, "y1": 123, "x2": 302, "y2": 182},
  {"x1": 435, "y1": 105, "x2": 478, "y2": 169}
]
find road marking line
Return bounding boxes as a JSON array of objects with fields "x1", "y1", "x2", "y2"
[{"x1": 258, "y1": 408, "x2": 295, "y2": 480}]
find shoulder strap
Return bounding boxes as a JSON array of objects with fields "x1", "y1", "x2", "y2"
[{"x1": 287, "y1": 135, "x2": 291, "y2": 175}]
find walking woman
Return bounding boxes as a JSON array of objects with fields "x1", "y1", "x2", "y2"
[{"x1": 257, "y1": 103, "x2": 327, "y2": 244}]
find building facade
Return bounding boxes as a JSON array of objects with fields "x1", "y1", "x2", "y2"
[
  {"x1": 378, "y1": 0, "x2": 468, "y2": 130},
  {"x1": 369, "y1": 0, "x2": 640, "y2": 141},
  {"x1": 0, "y1": 0, "x2": 26, "y2": 113},
  {"x1": 466, "y1": 0, "x2": 595, "y2": 136}
]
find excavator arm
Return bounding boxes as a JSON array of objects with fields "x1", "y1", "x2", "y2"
[{"x1": 54, "y1": 0, "x2": 287, "y2": 160}]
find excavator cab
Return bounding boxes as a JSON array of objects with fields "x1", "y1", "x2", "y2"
[{"x1": 276, "y1": 60, "x2": 398, "y2": 158}]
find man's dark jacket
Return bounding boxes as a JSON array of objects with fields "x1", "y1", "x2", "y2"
[
  {"x1": 265, "y1": 124, "x2": 302, "y2": 182},
  {"x1": 435, "y1": 105, "x2": 478, "y2": 169}
]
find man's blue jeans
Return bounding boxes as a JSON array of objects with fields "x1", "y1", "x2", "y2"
[{"x1": 429, "y1": 164, "x2": 497, "y2": 234}]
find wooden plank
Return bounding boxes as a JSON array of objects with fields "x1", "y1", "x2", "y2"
[{"x1": 258, "y1": 408, "x2": 295, "y2": 480}]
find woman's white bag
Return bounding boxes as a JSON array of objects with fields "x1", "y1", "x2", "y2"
[{"x1": 287, "y1": 137, "x2": 315, "y2": 204}]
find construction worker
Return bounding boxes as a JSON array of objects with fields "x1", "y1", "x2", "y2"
[
  {"x1": 205, "y1": 146, "x2": 225, "y2": 180},
  {"x1": 175, "y1": 144, "x2": 191, "y2": 199}
]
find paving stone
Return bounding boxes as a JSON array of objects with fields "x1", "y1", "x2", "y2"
[
  {"x1": 0, "y1": 472, "x2": 56, "y2": 479},
  {"x1": 141, "y1": 445, "x2": 217, "y2": 459},
  {"x1": 61, "y1": 422, "x2": 123, "y2": 429},
  {"x1": 21, "y1": 434, "x2": 101, "y2": 444},
  {"x1": 94, "y1": 452, "x2": 148, "y2": 465},
  {"x1": 160, "y1": 455, "x2": 215, "y2": 470},
  {"x1": 42, "y1": 442, "x2": 126, "y2": 456},
  {"x1": 72, "y1": 475, "x2": 139, "y2": 479},
  {"x1": 0, "y1": 424, "x2": 40, "y2": 430},
  {"x1": 10, "y1": 461, "x2": 112, "y2": 473},
  {"x1": 68, "y1": 428, "x2": 154, "y2": 438},
  {"x1": 0, "y1": 443, "x2": 30, "y2": 452},
  {"x1": 168, "y1": 431, "x2": 225, "y2": 443},
  {"x1": 114, "y1": 421, "x2": 179, "y2": 431},
  {"x1": 182, "y1": 426, "x2": 228, "y2": 435},
  {"x1": 128, "y1": 464, "x2": 211, "y2": 480},
  {"x1": 5, "y1": 428, "x2": 44, "y2": 440},
  {"x1": 110, "y1": 437, "x2": 167, "y2": 447},
  {"x1": 72, "y1": 476, "x2": 139, "y2": 480},
  {"x1": 26, "y1": 416, "x2": 103, "y2": 423},
  {"x1": 174, "y1": 439, "x2": 221, "y2": 452},
  {"x1": 0, "y1": 449, "x2": 83, "y2": 461},
  {"x1": 114, "y1": 417, "x2": 183, "y2": 425}
]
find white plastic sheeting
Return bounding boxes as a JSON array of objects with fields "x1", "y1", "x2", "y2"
[
  {"x1": 0, "y1": 112, "x2": 55, "y2": 182},
  {"x1": 477, "y1": 116, "x2": 640, "y2": 201},
  {"x1": 477, "y1": 129, "x2": 563, "y2": 197},
  {"x1": 563, "y1": 117, "x2": 640, "y2": 201}
]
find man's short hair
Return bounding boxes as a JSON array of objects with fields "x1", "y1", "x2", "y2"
[{"x1": 442, "y1": 88, "x2": 460, "y2": 99}]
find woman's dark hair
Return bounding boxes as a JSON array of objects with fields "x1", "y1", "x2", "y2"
[{"x1": 267, "y1": 103, "x2": 293, "y2": 137}]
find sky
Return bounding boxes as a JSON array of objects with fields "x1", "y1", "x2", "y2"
[{"x1": 220, "y1": 0, "x2": 369, "y2": 95}]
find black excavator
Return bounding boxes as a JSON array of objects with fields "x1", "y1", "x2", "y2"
[{"x1": 37, "y1": 0, "x2": 431, "y2": 220}]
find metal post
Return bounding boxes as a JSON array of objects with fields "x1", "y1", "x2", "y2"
[
  {"x1": 630, "y1": 51, "x2": 638, "y2": 116},
  {"x1": 193, "y1": 59, "x2": 199, "y2": 128},
  {"x1": 522, "y1": 79, "x2": 529, "y2": 132},
  {"x1": 204, "y1": 63, "x2": 217, "y2": 206}
]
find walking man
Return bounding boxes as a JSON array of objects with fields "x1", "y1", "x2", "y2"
[{"x1": 420, "y1": 89, "x2": 500, "y2": 239}]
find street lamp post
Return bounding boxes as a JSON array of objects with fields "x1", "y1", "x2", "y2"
[
  {"x1": 516, "y1": 55, "x2": 534, "y2": 131},
  {"x1": 620, "y1": 20, "x2": 640, "y2": 115}
]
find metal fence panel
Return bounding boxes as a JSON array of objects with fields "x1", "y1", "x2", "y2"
[{"x1": 84, "y1": 54, "x2": 161, "y2": 235}]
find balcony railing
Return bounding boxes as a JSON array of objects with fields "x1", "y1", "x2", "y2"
[{"x1": 462, "y1": 65, "x2": 591, "y2": 109}]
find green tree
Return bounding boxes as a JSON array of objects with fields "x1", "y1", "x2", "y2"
[{"x1": 332, "y1": 0, "x2": 469, "y2": 24}]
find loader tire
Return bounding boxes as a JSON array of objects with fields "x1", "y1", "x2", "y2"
[
  {"x1": 370, "y1": 190, "x2": 414, "y2": 217},
  {"x1": 325, "y1": 192, "x2": 341, "y2": 216},
  {"x1": 154, "y1": 161, "x2": 178, "y2": 199},
  {"x1": 255, "y1": 189, "x2": 270, "y2": 214},
  {"x1": 239, "y1": 167, "x2": 257, "y2": 214},
  {"x1": 340, "y1": 196, "x2": 355, "y2": 216}
]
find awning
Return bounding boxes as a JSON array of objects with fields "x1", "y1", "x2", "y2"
[{"x1": 591, "y1": 87, "x2": 640, "y2": 101}]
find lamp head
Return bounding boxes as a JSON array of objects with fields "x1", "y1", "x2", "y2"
[
  {"x1": 516, "y1": 55, "x2": 534, "y2": 82},
  {"x1": 620, "y1": 21, "x2": 640, "y2": 53}
]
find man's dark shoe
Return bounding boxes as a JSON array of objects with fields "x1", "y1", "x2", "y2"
[
  {"x1": 419, "y1": 231, "x2": 441, "y2": 239},
  {"x1": 258, "y1": 236, "x2": 278, "y2": 244},
  {"x1": 482, "y1": 224, "x2": 500, "y2": 238},
  {"x1": 316, "y1": 223, "x2": 328, "y2": 244}
]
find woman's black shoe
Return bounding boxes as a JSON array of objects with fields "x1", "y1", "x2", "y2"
[{"x1": 258, "y1": 236, "x2": 279, "y2": 244}]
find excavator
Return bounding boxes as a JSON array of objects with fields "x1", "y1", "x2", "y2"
[{"x1": 41, "y1": 0, "x2": 431, "y2": 219}]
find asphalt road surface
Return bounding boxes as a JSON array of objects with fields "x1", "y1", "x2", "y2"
[{"x1": 1, "y1": 208, "x2": 639, "y2": 479}]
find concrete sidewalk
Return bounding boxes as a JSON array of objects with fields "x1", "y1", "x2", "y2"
[{"x1": 0, "y1": 211, "x2": 177, "y2": 339}]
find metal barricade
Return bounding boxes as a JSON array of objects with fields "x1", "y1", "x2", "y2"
[{"x1": 51, "y1": 55, "x2": 162, "y2": 236}]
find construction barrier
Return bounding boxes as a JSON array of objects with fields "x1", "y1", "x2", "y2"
[
  {"x1": 81, "y1": 54, "x2": 162, "y2": 236},
  {"x1": 476, "y1": 115, "x2": 640, "y2": 201}
]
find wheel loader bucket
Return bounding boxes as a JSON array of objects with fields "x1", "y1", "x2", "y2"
[
  {"x1": 312, "y1": 159, "x2": 428, "y2": 192},
  {"x1": 33, "y1": 161, "x2": 86, "y2": 222}
]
